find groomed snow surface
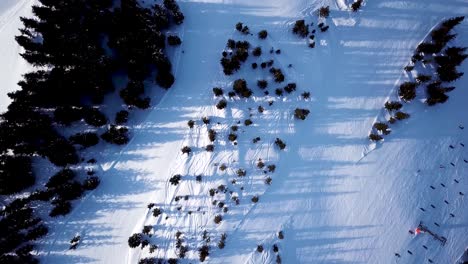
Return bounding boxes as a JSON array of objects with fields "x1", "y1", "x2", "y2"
[
  {"x1": 0, "y1": 0, "x2": 35, "y2": 112},
  {"x1": 1, "y1": 0, "x2": 468, "y2": 263}
]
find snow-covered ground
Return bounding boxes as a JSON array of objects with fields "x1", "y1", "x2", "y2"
[
  {"x1": 0, "y1": 0, "x2": 35, "y2": 112},
  {"x1": 1, "y1": 0, "x2": 468, "y2": 263}
]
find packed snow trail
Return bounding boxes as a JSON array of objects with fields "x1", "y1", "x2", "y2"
[{"x1": 30, "y1": 0, "x2": 468, "y2": 263}]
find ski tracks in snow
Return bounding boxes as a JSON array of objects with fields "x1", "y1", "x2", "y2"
[
  {"x1": 130, "y1": 20, "x2": 307, "y2": 261},
  {"x1": 0, "y1": 0, "x2": 35, "y2": 33}
]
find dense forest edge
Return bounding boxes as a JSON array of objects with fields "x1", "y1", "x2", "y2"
[{"x1": 0, "y1": 0, "x2": 184, "y2": 262}]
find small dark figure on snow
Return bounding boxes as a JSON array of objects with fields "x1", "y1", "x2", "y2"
[
  {"x1": 395, "y1": 253, "x2": 401, "y2": 258},
  {"x1": 70, "y1": 235, "x2": 81, "y2": 250}
]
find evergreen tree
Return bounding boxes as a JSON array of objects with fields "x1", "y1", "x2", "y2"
[{"x1": 0, "y1": 155, "x2": 34, "y2": 195}]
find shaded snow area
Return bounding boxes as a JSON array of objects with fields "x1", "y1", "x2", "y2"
[{"x1": 2, "y1": 0, "x2": 467, "y2": 263}]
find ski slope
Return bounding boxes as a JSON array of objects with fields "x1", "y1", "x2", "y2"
[
  {"x1": 1, "y1": 0, "x2": 467, "y2": 263},
  {"x1": 0, "y1": 0, "x2": 35, "y2": 112}
]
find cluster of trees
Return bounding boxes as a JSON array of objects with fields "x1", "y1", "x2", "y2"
[
  {"x1": 2, "y1": 0, "x2": 184, "y2": 189},
  {"x1": 258, "y1": 30, "x2": 268, "y2": 39},
  {"x1": 0, "y1": 167, "x2": 100, "y2": 261},
  {"x1": 382, "y1": 16, "x2": 467, "y2": 141},
  {"x1": 127, "y1": 224, "x2": 157, "y2": 252},
  {"x1": 187, "y1": 21, "x2": 301, "y2": 260},
  {"x1": 369, "y1": 101, "x2": 409, "y2": 141},
  {"x1": 174, "y1": 231, "x2": 188, "y2": 258},
  {"x1": 232, "y1": 79, "x2": 253, "y2": 98},
  {"x1": 1, "y1": 0, "x2": 184, "y2": 261},
  {"x1": 284, "y1": 83, "x2": 297, "y2": 93},
  {"x1": 318, "y1": 22, "x2": 329, "y2": 32},
  {"x1": 235, "y1": 22, "x2": 250, "y2": 34},
  {"x1": 46, "y1": 169, "x2": 100, "y2": 217},
  {"x1": 293, "y1": 8, "x2": 331, "y2": 48},
  {"x1": 0, "y1": 156, "x2": 34, "y2": 195},
  {"x1": 220, "y1": 39, "x2": 251, "y2": 75},
  {"x1": 139, "y1": 258, "x2": 177, "y2": 264},
  {"x1": 270, "y1": 68, "x2": 285, "y2": 83},
  {"x1": 294, "y1": 108, "x2": 310, "y2": 120},
  {"x1": 293, "y1": 20, "x2": 309, "y2": 37},
  {"x1": 406, "y1": 16, "x2": 466, "y2": 105},
  {"x1": 216, "y1": 99, "x2": 227, "y2": 109},
  {"x1": 0, "y1": 200, "x2": 46, "y2": 263},
  {"x1": 319, "y1": 6, "x2": 330, "y2": 18},
  {"x1": 275, "y1": 138, "x2": 286, "y2": 150},
  {"x1": 398, "y1": 81, "x2": 417, "y2": 101}
]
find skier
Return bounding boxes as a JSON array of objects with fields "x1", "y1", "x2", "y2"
[
  {"x1": 69, "y1": 235, "x2": 81, "y2": 250},
  {"x1": 414, "y1": 226, "x2": 424, "y2": 236},
  {"x1": 414, "y1": 222, "x2": 447, "y2": 245}
]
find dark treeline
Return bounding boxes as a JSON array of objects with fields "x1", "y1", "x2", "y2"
[
  {"x1": 0, "y1": 0, "x2": 183, "y2": 262},
  {"x1": 402, "y1": 16, "x2": 466, "y2": 105},
  {"x1": 369, "y1": 16, "x2": 466, "y2": 142}
]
